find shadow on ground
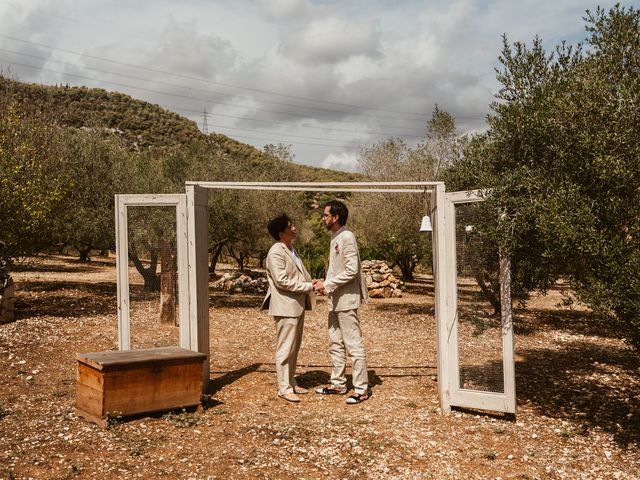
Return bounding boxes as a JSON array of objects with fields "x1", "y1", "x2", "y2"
[
  {"x1": 15, "y1": 281, "x2": 116, "y2": 319},
  {"x1": 459, "y1": 338, "x2": 639, "y2": 447},
  {"x1": 516, "y1": 340, "x2": 639, "y2": 447},
  {"x1": 12, "y1": 256, "x2": 113, "y2": 273}
]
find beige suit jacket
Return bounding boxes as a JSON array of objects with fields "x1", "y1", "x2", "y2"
[
  {"x1": 323, "y1": 227, "x2": 369, "y2": 312},
  {"x1": 261, "y1": 242, "x2": 315, "y2": 317}
]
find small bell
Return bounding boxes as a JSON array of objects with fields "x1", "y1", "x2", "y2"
[{"x1": 419, "y1": 215, "x2": 432, "y2": 232}]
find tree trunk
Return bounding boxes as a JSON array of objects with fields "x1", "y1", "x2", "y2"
[
  {"x1": 396, "y1": 257, "x2": 417, "y2": 281},
  {"x1": 209, "y1": 242, "x2": 225, "y2": 277},
  {"x1": 78, "y1": 247, "x2": 92, "y2": 262},
  {"x1": 236, "y1": 254, "x2": 245, "y2": 271},
  {"x1": 0, "y1": 276, "x2": 16, "y2": 325},
  {"x1": 257, "y1": 251, "x2": 267, "y2": 269},
  {"x1": 474, "y1": 270, "x2": 501, "y2": 315},
  {"x1": 129, "y1": 245, "x2": 160, "y2": 291},
  {"x1": 227, "y1": 245, "x2": 245, "y2": 271},
  {"x1": 159, "y1": 238, "x2": 177, "y2": 325}
]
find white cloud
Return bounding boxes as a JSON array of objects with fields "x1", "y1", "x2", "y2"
[
  {"x1": 258, "y1": 0, "x2": 316, "y2": 21},
  {"x1": 148, "y1": 22, "x2": 239, "y2": 78},
  {"x1": 0, "y1": 0, "x2": 635, "y2": 170},
  {"x1": 321, "y1": 152, "x2": 360, "y2": 172},
  {"x1": 279, "y1": 17, "x2": 382, "y2": 64}
]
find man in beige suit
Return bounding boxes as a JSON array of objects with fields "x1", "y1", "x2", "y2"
[
  {"x1": 313, "y1": 200, "x2": 370, "y2": 404},
  {"x1": 262, "y1": 213, "x2": 315, "y2": 403}
]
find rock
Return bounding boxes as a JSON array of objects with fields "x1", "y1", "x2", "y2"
[
  {"x1": 212, "y1": 270, "x2": 268, "y2": 294},
  {"x1": 361, "y1": 260, "x2": 404, "y2": 298}
]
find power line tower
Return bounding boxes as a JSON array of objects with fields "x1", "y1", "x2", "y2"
[{"x1": 201, "y1": 108, "x2": 209, "y2": 135}]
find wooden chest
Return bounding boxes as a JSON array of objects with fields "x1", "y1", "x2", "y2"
[{"x1": 76, "y1": 347, "x2": 206, "y2": 427}]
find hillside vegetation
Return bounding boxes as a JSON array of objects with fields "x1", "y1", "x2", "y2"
[{"x1": 0, "y1": 75, "x2": 358, "y2": 182}]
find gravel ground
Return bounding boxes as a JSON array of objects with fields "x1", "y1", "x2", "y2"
[{"x1": 0, "y1": 255, "x2": 638, "y2": 480}]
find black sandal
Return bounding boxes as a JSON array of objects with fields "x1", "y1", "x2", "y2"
[
  {"x1": 315, "y1": 386, "x2": 347, "y2": 395},
  {"x1": 346, "y1": 393, "x2": 369, "y2": 404}
]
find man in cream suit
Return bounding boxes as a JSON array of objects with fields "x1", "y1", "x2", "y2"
[
  {"x1": 263, "y1": 214, "x2": 315, "y2": 403},
  {"x1": 313, "y1": 200, "x2": 370, "y2": 404}
]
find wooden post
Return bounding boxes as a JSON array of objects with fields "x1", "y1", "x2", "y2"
[
  {"x1": 431, "y1": 183, "x2": 451, "y2": 412},
  {"x1": 115, "y1": 195, "x2": 131, "y2": 350},
  {"x1": 159, "y1": 237, "x2": 177, "y2": 325},
  {"x1": 186, "y1": 185, "x2": 210, "y2": 392},
  {"x1": 0, "y1": 277, "x2": 16, "y2": 324}
]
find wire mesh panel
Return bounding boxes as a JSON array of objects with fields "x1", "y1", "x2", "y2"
[
  {"x1": 454, "y1": 202, "x2": 504, "y2": 393},
  {"x1": 126, "y1": 205, "x2": 180, "y2": 349}
]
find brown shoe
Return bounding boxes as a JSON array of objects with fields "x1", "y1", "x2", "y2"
[
  {"x1": 293, "y1": 386, "x2": 309, "y2": 394},
  {"x1": 278, "y1": 392, "x2": 301, "y2": 403}
]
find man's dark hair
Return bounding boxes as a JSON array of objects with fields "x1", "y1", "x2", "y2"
[
  {"x1": 324, "y1": 200, "x2": 349, "y2": 226},
  {"x1": 267, "y1": 213, "x2": 290, "y2": 241}
]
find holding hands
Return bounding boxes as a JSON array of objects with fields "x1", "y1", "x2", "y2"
[{"x1": 312, "y1": 279, "x2": 326, "y2": 295}]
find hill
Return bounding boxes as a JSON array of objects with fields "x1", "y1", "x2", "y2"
[{"x1": 0, "y1": 75, "x2": 360, "y2": 182}]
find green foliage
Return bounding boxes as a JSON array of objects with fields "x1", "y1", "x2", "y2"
[
  {"x1": 482, "y1": 448, "x2": 497, "y2": 460},
  {"x1": 296, "y1": 212, "x2": 331, "y2": 279},
  {"x1": 444, "y1": 5, "x2": 640, "y2": 348},
  {"x1": 559, "y1": 427, "x2": 577, "y2": 439},
  {"x1": 263, "y1": 143, "x2": 295, "y2": 162},
  {"x1": 106, "y1": 412, "x2": 123, "y2": 429},
  {"x1": 492, "y1": 424, "x2": 506, "y2": 434},
  {"x1": 0, "y1": 77, "x2": 202, "y2": 149},
  {"x1": 54, "y1": 129, "x2": 133, "y2": 259},
  {"x1": 0, "y1": 74, "x2": 358, "y2": 287},
  {"x1": 351, "y1": 120, "x2": 453, "y2": 279},
  {"x1": 162, "y1": 408, "x2": 201, "y2": 428},
  {"x1": 0, "y1": 101, "x2": 68, "y2": 282}
]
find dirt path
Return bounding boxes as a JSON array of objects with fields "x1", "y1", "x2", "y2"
[{"x1": 1, "y1": 255, "x2": 638, "y2": 479}]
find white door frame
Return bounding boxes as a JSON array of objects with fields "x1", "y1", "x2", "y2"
[
  {"x1": 115, "y1": 194, "x2": 189, "y2": 350},
  {"x1": 442, "y1": 190, "x2": 516, "y2": 414},
  {"x1": 185, "y1": 182, "x2": 445, "y2": 396},
  {"x1": 114, "y1": 182, "x2": 515, "y2": 410}
]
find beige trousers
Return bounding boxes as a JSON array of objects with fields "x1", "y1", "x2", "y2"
[
  {"x1": 274, "y1": 314, "x2": 305, "y2": 395},
  {"x1": 327, "y1": 309, "x2": 369, "y2": 395}
]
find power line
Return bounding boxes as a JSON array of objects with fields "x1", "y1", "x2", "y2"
[
  {"x1": 0, "y1": 35, "x2": 434, "y2": 120},
  {"x1": 1, "y1": 57, "x2": 380, "y2": 149},
  {"x1": 0, "y1": 48, "x2": 433, "y2": 130},
  {"x1": 165, "y1": 104, "x2": 425, "y2": 138},
  {"x1": 0, "y1": 56, "x2": 435, "y2": 142}
]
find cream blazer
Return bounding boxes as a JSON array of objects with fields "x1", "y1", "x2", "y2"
[
  {"x1": 261, "y1": 242, "x2": 315, "y2": 317},
  {"x1": 323, "y1": 227, "x2": 369, "y2": 312}
]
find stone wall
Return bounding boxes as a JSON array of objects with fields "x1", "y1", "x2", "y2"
[
  {"x1": 212, "y1": 271, "x2": 268, "y2": 294},
  {"x1": 362, "y1": 260, "x2": 404, "y2": 298},
  {"x1": 212, "y1": 260, "x2": 404, "y2": 298}
]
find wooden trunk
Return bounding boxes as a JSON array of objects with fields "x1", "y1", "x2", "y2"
[
  {"x1": 0, "y1": 277, "x2": 16, "y2": 324},
  {"x1": 76, "y1": 347, "x2": 206, "y2": 427}
]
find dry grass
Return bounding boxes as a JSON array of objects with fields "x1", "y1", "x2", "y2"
[{"x1": 0, "y1": 255, "x2": 638, "y2": 479}]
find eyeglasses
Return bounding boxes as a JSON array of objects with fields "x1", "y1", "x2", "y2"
[{"x1": 322, "y1": 213, "x2": 334, "y2": 218}]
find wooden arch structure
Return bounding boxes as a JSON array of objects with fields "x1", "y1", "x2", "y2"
[{"x1": 115, "y1": 181, "x2": 516, "y2": 414}]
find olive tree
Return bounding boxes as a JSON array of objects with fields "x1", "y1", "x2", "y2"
[
  {"x1": 445, "y1": 5, "x2": 640, "y2": 348},
  {"x1": 0, "y1": 102, "x2": 68, "y2": 286},
  {"x1": 352, "y1": 107, "x2": 462, "y2": 280}
]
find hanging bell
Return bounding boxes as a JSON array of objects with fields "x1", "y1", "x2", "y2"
[{"x1": 419, "y1": 215, "x2": 432, "y2": 232}]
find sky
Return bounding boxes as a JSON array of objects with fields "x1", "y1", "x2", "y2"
[{"x1": 0, "y1": 0, "x2": 635, "y2": 172}]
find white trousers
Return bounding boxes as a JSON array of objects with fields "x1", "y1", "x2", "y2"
[
  {"x1": 274, "y1": 314, "x2": 305, "y2": 395},
  {"x1": 327, "y1": 309, "x2": 369, "y2": 395}
]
